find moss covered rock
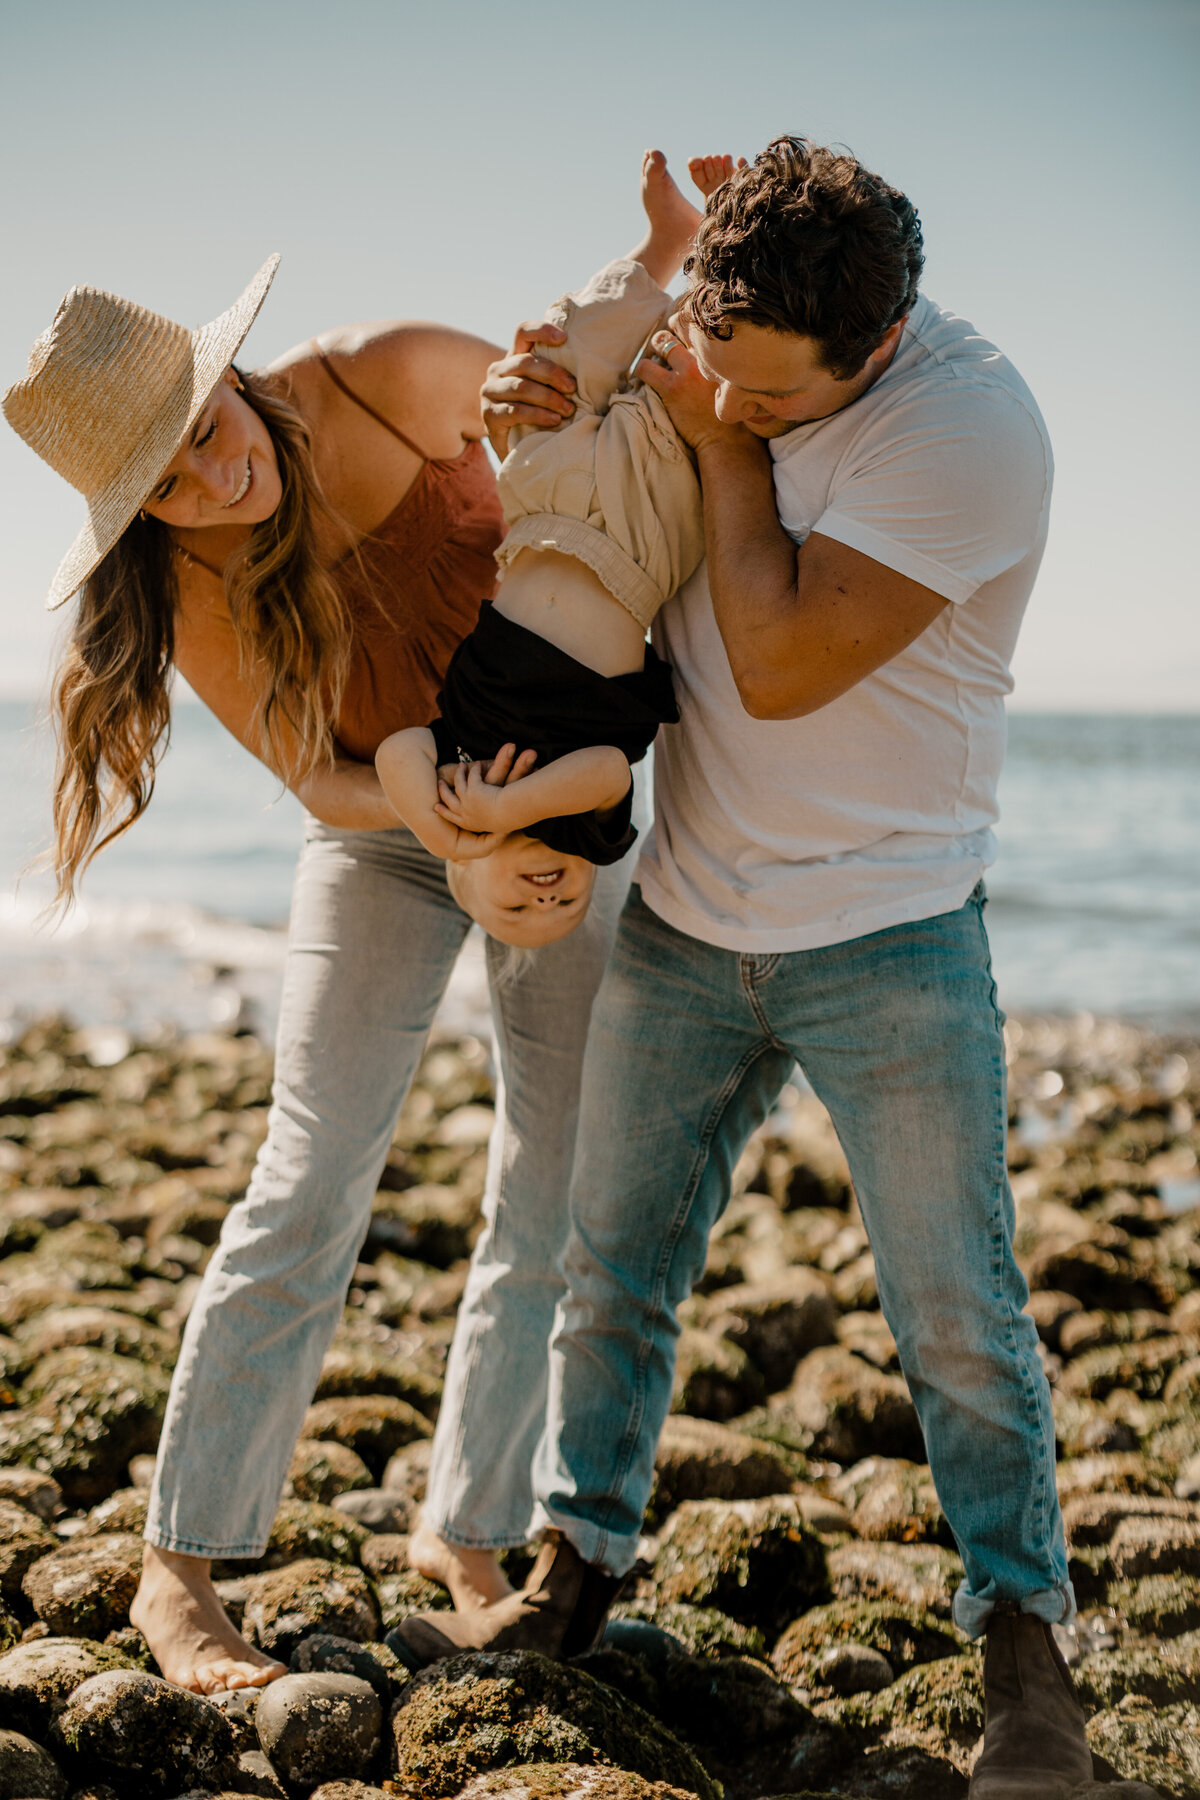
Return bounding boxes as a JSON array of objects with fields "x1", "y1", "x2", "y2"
[
  {"x1": 453, "y1": 1768, "x2": 704, "y2": 1800},
  {"x1": 289, "y1": 1438, "x2": 375, "y2": 1507},
  {"x1": 648, "y1": 1415, "x2": 795, "y2": 1529},
  {"x1": 670, "y1": 1329, "x2": 765, "y2": 1422},
  {"x1": 1107, "y1": 1574, "x2": 1200, "y2": 1637},
  {"x1": 1073, "y1": 1639, "x2": 1200, "y2": 1712},
  {"x1": 50, "y1": 1668, "x2": 239, "y2": 1795},
  {"x1": 22, "y1": 1535, "x2": 143, "y2": 1639},
  {"x1": 314, "y1": 1344, "x2": 442, "y2": 1419},
  {"x1": 0, "y1": 1728, "x2": 67, "y2": 1800},
  {"x1": 824, "y1": 1542, "x2": 964, "y2": 1620},
  {"x1": 0, "y1": 1637, "x2": 136, "y2": 1737},
  {"x1": 301, "y1": 1396, "x2": 433, "y2": 1481},
  {"x1": 772, "y1": 1600, "x2": 962, "y2": 1683},
  {"x1": 241, "y1": 1558, "x2": 380, "y2": 1661},
  {"x1": 0, "y1": 1500, "x2": 58, "y2": 1608},
  {"x1": 13, "y1": 1307, "x2": 176, "y2": 1368},
  {"x1": 390, "y1": 1650, "x2": 719, "y2": 1800},
  {"x1": 75, "y1": 1488, "x2": 150, "y2": 1539},
  {"x1": 832, "y1": 1458, "x2": 950, "y2": 1547},
  {"x1": 237, "y1": 1499, "x2": 369, "y2": 1573},
  {"x1": 0, "y1": 1350, "x2": 169, "y2": 1507},
  {"x1": 698, "y1": 1268, "x2": 838, "y2": 1392},
  {"x1": 787, "y1": 1347, "x2": 923, "y2": 1464},
  {"x1": 652, "y1": 1495, "x2": 828, "y2": 1635},
  {"x1": 1085, "y1": 1699, "x2": 1200, "y2": 1797},
  {"x1": 610, "y1": 1600, "x2": 766, "y2": 1663}
]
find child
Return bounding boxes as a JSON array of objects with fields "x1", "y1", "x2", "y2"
[{"x1": 375, "y1": 152, "x2": 740, "y2": 949}]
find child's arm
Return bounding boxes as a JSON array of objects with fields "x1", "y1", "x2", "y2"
[
  {"x1": 435, "y1": 744, "x2": 631, "y2": 837},
  {"x1": 376, "y1": 728, "x2": 508, "y2": 861}
]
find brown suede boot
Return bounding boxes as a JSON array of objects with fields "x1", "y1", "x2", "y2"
[
  {"x1": 968, "y1": 1603, "x2": 1094, "y2": 1799},
  {"x1": 393, "y1": 1531, "x2": 622, "y2": 1669}
]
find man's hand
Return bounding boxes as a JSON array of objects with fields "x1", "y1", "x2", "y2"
[
  {"x1": 635, "y1": 319, "x2": 744, "y2": 454},
  {"x1": 481, "y1": 321, "x2": 576, "y2": 459}
]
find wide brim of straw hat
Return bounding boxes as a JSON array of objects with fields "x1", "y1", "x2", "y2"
[{"x1": 44, "y1": 255, "x2": 280, "y2": 610}]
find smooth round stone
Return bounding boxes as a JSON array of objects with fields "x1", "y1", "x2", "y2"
[
  {"x1": 600, "y1": 1617, "x2": 685, "y2": 1670},
  {"x1": 290, "y1": 1632, "x2": 403, "y2": 1707},
  {"x1": 255, "y1": 1671, "x2": 382, "y2": 1785},
  {"x1": 813, "y1": 1641, "x2": 896, "y2": 1694},
  {"x1": 0, "y1": 1728, "x2": 67, "y2": 1800},
  {"x1": 330, "y1": 1489, "x2": 409, "y2": 1533}
]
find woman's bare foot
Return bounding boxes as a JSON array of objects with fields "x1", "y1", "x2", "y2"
[
  {"x1": 632, "y1": 149, "x2": 747, "y2": 288},
  {"x1": 130, "y1": 1545, "x2": 286, "y2": 1695},
  {"x1": 408, "y1": 1514, "x2": 515, "y2": 1612}
]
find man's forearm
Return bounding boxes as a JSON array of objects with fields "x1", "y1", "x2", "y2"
[{"x1": 695, "y1": 434, "x2": 803, "y2": 716}]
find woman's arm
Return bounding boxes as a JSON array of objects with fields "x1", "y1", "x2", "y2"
[
  {"x1": 272, "y1": 320, "x2": 506, "y2": 457},
  {"x1": 434, "y1": 746, "x2": 631, "y2": 835},
  {"x1": 174, "y1": 581, "x2": 400, "y2": 831}
]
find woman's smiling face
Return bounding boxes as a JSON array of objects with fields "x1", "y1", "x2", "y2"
[{"x1": 143, "y1": 368, "x2": 282, "y2": 530}]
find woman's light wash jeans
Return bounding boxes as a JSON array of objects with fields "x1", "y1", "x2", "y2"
[
  {"x1": 531, "y1": 884, "x2": 1074, "y2": 1638},
  {"x1": 146, "y1": 816, "x2": 632, "y2": 1558}
]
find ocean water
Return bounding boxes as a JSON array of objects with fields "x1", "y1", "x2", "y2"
[{"x1": 0, "y1": 702, "x2": 1196, "y2": 1042}]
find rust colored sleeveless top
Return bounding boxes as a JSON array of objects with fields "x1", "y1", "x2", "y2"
[{"x1": 311, "y1": 348, "x2": 504, "y2": 760}]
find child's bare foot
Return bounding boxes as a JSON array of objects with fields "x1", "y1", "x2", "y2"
[
  {"x1": 130, "y1": 1545, "x2": 286, "y2": 1695},
  {"x1": 630, "y1": 149, "x2": 705, "y2": 288},
  {"x1": 687, "y1": 152, "x2": 748, "y2": 200},
  {"x1": 409, "y1": 1513, "x2": 515, "y2": 1612},
  {"x1": 631, "y1": 150, "x2": 747, "y2": 287}
]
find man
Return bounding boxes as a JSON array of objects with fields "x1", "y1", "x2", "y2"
[{"x1": 405, "y1": 137, "x2": 1092, "y2": 1798}]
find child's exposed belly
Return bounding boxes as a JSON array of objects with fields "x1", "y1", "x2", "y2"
[{"x1": 493, "y1": 547, "x2": 647, "y2": 677}]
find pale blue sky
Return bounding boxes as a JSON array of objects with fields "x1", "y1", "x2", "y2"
[{"x1": 1, "y1": 0, "x2": 1196, "y2": 707}]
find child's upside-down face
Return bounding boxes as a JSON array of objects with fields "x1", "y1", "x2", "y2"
[{"x1": 452, "y1": 833, "x2": 596, "y2": 947}]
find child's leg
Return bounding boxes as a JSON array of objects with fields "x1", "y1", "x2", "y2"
[{"x1": 509, "y1": 152, "x2": 740, "y2": 429}]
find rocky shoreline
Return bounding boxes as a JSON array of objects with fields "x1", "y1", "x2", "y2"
[{"x1": 0, "y1": 1010, "x2": 1197, "y2": 1798}]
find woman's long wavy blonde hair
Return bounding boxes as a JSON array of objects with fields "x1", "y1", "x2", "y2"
[{"x1": 49, "y1": 368, "x2": 353, "y2": 905}]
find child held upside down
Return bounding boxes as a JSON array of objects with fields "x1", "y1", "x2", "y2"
[{"x1": 375, "y1": 152, "x2": 742, "y2": 948}]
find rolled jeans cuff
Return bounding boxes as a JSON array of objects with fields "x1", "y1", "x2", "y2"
[{"x1": 953, "y1": 1579, "x2": 1077, "y2": 1639}]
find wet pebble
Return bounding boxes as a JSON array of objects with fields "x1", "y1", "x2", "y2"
[
  {"x1": 254, "y1": 1671, "x2": 381, "y2": 1786},
  {"x1": 0, "y1": 1728, "x2": 66, "y2": 1800}
]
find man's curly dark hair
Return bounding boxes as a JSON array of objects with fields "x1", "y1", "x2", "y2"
[{"x1": 685, "y1": 136, "x2": 925, "y2": 382}]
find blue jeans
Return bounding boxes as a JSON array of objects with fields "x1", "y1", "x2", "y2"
[
  {"x1": 531, "y1": 884, "x2": 1073, "y2": 1637},
  {"x1": 147, "y1": 817, "x2": 632, "y2": 1558}
]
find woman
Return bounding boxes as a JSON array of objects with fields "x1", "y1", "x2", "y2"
[{"x1": 4, "y1": 254, "x2": 601, "y2": 1693}]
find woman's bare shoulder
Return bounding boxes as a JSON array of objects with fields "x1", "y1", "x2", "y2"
[{"x1": 265, "y1": 321, "x2": 503, "y2": 448}]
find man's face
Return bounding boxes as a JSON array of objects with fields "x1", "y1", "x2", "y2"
[{"x1": 687, "y1": 317, "x2": 902, "y2": 438}]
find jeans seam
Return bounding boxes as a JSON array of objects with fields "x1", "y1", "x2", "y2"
[
  {"x1": 593, "y1": 1040, "x2": 776, "y2": 1545},
  {"x1": 433, "y1": 993, "x2": 518, "y2": 1528},
  {"x1": 976, "y1": 896, "x2": 1058, "y2": 1593},
  {"x1": 739, "y1": 955, "x2": 790, "y2": 1051}
]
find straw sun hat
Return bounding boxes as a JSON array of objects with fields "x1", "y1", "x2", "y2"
[{"x1": 3, "y1": 254, "x2": 280, "y2": 610}]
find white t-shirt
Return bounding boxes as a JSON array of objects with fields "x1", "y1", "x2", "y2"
[{"x1": 637, "y1": 294, "x2": 1053, "y2": 953}]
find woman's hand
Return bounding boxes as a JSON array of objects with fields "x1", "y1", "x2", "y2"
[
  {"x1": 481, "y1": 321, "x2": 576, "y2": 458},
  {"x1": 636, "y1": 318, "x2": 743, "y2": 454}
]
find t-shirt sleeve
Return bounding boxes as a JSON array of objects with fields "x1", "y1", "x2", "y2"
[{"x1": 812, "y1": 378, "x2": 1053, "y2": 604}]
